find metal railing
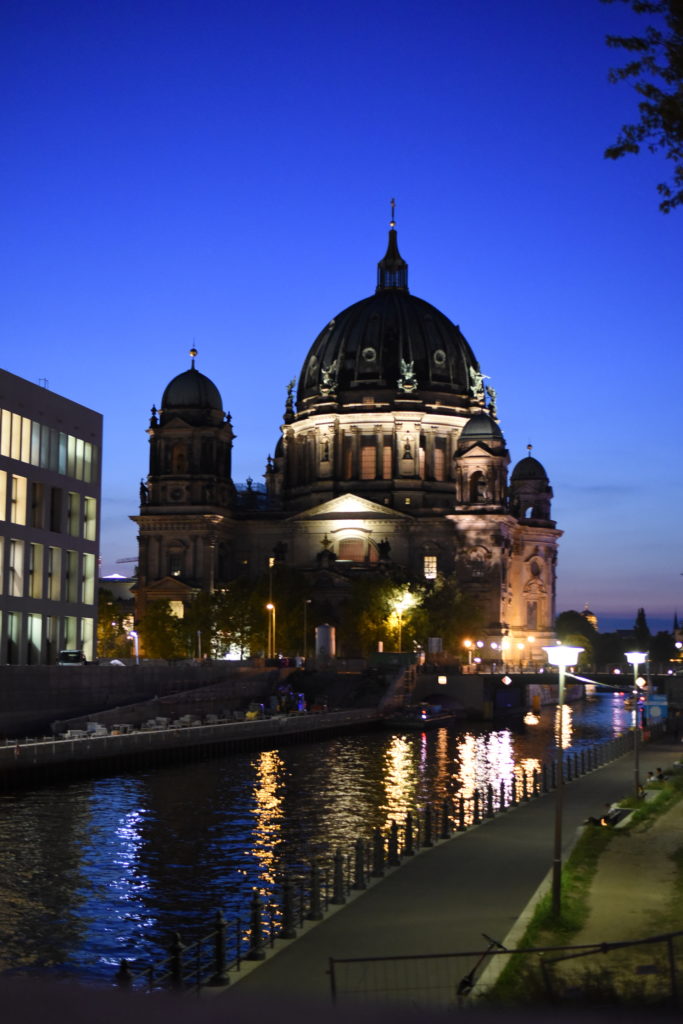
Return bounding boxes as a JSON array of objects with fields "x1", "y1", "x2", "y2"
[
  {"x1": 328, "y1": 930, "x2": 683, "y2": 1008},
  {"x1": 109, "y1": 727, "x2": 647, "y2": 993}
]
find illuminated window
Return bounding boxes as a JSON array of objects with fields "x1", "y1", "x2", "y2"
[
  {"x1": 80, "y1": 616, "x2": 94, "y2": 661},
  {"x1": 423, "y1": 555, "x2": 438, "y2": 580},
  {"x1": 83, "y1": 442, "x2": 93, "y2": 483},
  {"x1": 66, "y1": 550, "x2": 78, "y2": 603},
  {"x1": 0, "y1": 409, "x2": 10, "y2": 457},
  {"x1": 9, "y1": 539, "x2": 24, "y2": 596},
  {"x1": 83, "y1": 497, "x2": 97, "y2": 541},
  {"x1": 30, "y1": 421, "x2": 41, "y2": 466},
  {"x1": 27, "y1": 613, "x2": 42, "y2": 664},
  {"x1": 67, "y1": 492, "x2": 80, "y2": 536},
  {"x1": 67, "y1": 434, "x2": 77, "y2": 476},
  {"x1": 21, "y1": 416, "x2": 31, "y2": 462},
  {"x1": 82, "y1": 553, "x2": 95, "y2": 604},
  {"x1": 169, "y1": 600, "x2": 185, "y2": 618},
  {"x1": 382, "y1": 443, "x2": 392, "y2": 479},
  {"x1": 10, "y1": 475, "x2": 27, "y2": 524},
  {"x1": 58, "y1": 432, "x2": 67, "y2": 474},
  {"x1": 29, "y1": 543, "x2": 44, "y2": 599},
  {"x1": 47, "y1": 547, "x2": 61, "y2": 600},
  {"x1": 360, "y1": 444, "x2": 375, "y2": 480},
  {"x1": 338, "y1": 538, "x2": 365, "y2": 561},
  {"x1": 169, "y1": 552, "x2": 183, "y2": 577},
  {"x1": 0, "y1": 470, "x2": 6, "y2": 521},
  {"x1": 11, "y1": 413, "x2": 21, "y2": 459},
  {"x1": 433, "y1": 444, "x2": 446, "y2": 481},
  {"x1": 64, "y1": 615, "x2": 77, "y2": 649}
]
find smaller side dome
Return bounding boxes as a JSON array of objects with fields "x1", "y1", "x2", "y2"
[
  {"x1": 459, "y1": 411, "x2": 504, "y2": 442},
  {"x1": 162, "y1": 369, "x2": 223, "y2": 411},
  {"x1": 160, "y1": 351, "x2": 224, "y2": 426},
  {"x1": 510, "y1": 454, "x2": 548, "y2": 483}
]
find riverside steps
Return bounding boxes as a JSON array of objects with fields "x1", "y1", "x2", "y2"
[{"x1": 217, "y1": 735, "x2": 683, "y2": 1006}]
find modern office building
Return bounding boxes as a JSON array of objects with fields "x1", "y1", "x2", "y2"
[
  {"x1": 133, "y1": 218, "x2": 561, "y2": 656},
  {"x1": 0, "y1": 369, "x2": 102, "y2": 664}
]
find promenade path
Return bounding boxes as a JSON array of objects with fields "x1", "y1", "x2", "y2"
[{"x1": 222, "y1": 736, "x2": 683, "y2": 1007}]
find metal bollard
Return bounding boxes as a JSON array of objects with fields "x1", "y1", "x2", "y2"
[
  {"x1": 169, "y1": 931, "x2": 185, "y2": 987},
  {"x1": 403, "y1": 812, "x2": 415, "y2": 856},
  {"x1": 522, "y1": 772, "x2": 529, "y2": 801},
  {"x1": 511, "y1": 776, "x2": 517, "y2": 805},
  {"x1": 388, "y1": 820, "x2": 400, "y2": 865},
  {"x1": 423, "y1": 804, "x2": 434, "y2": 846},
  {"x1": 308, "y1": 861, "x2": 323, "y2": 920},
  {"x1": 473, "y1": 790, "x2": 480, "y2": 824},
  {"x1": 115, "y1": 958, "x2": 132, "y2": 989},
  {"x1": 281, "y1": 873, "x2": 298, "y2": 935},
  {"x1": 330, "y1": 849, "x2": 346, "y2": 903},
  {"x1": 532, "y1": 768, "x2": 539, "y2": 796},
  {"x1": 210, "y1": 911, "x2": 228, "y2": 985},
  {"x1": 372, "y1": 828, "x2": 385, "y2": 877},
  {"x1": 499, "y1": 778, "x2": 506, "y2": 812},
  {"x1": 458, "y1": 796, "x2": 466, "y2": 831},
  {"x1": 247, "y1": 892, "x2": 266, "y2": 959},
  {"x1": 486, "y1": 784, "x2": 494, "y2": 818},
  {"x1": 352, "y1": 838, "x2": 367, "y2": 890}
]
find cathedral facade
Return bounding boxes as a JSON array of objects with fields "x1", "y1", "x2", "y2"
[{"x1": 132, "y1": 221, "x2": 561, "y2": 660}]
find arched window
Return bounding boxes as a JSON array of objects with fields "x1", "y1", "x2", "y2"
[{"x1": 172, "y1": 444, "x2": 187, "y2": 474}]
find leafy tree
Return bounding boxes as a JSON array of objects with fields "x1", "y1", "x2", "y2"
[
  {"x1": 417, "y1": 574, "x2": 485, "y2": 656},
  {"x1": 602, "y1": 0, "x2": 683, "y2": 211},
  {"x1": 337, "y1": 575, "x2": 403, "y2": 656},
  {"x1": 96, "y1": 588, "x2": 131, "y2": 659},
  {"x1": 139, "y1": 600, "x2": 185, "y2": 659},
  {"x1": 555, "y1": 609, "x2": 597, "y2": 667}
]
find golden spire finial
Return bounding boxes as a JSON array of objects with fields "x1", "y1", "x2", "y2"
[
  {"x1": 527, "y1": 443, "x2": 533, "y2": 456},
  {"x1": 390, "y1": 197, "x2": 396, "y2": 229},
  {"x1": 190, "y1": 346, "x2": 197, "y2": 368}
]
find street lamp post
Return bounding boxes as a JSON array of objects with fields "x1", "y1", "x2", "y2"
[
  {"x1": 128, "y1": 630, "x2": 140, "y2": 666},
  {"x1": 625, "y1": 651, "x2": 648, "y2": 800},
  {"x1": 543, "y1": 643, "x2": 584, "y2": 918},
  {"x1": 303, "y1": 599, "x2": 312, "y2": 661},
  {"x1": 266, "y1": 602, "x2": 276, "y2": 659}
]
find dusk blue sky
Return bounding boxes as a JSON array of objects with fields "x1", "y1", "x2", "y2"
[{"x1": 1, "y1": 0, "x2": 681, "y2": 632}]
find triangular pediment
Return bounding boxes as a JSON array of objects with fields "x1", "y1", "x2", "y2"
[
  {"x1": 145, "y1": 575, "x2": 195, "y2": 596},
  {"x1": 290, "y1": 493, "x2": 411, "y2": 522}
]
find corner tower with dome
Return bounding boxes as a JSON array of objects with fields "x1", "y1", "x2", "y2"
[{"x1": 133, "y1": 219, "x2": 561, "y2": 657}]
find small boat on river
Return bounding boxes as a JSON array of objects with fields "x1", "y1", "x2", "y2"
[{"x1": 382, "y1": 702, "x2": 463, "y2": 732}]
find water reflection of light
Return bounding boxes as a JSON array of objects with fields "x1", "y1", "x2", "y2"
[
  {"x1": 250, "y1": 750, "x2": 285, "y2": 890},
  {"x1": 554, "y1": 703, "x2": 573, "y2": 749},
  {"x1": 524, "y1": 711, "x2": 540, "y2": 726},
  {"x1": 382, "y1": 735, "x2": 419, "y2": 825}
]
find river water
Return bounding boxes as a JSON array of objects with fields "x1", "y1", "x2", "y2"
[{"x1": 0, "y1": 693, "x2": 634, "y2": 984}]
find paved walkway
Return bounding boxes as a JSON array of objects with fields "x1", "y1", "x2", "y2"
[{"x1": 218, "y1": 736, "x2": 683, "y2": 1008}]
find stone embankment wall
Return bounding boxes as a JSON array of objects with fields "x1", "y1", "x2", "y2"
[
  {"x1": 0, "y1": 662, "x2": 280, "y2": 738},
  {"x1": 0, "y1": 708, "x2": 381, "y2": 789}
]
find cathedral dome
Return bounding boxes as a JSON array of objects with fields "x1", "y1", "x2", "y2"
[
  {"x1": 510, "y1": 453, "x2": 548, "y2": 483},
  {"x1": 160, "y1": 352, "x2": 224, "y2": 426},
  {"x1": 296, "y1": 226, "x2": 481, "y2": 415},
  {"x1": 459, "y1": 411, "x2": 504, "y2": 442}
]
